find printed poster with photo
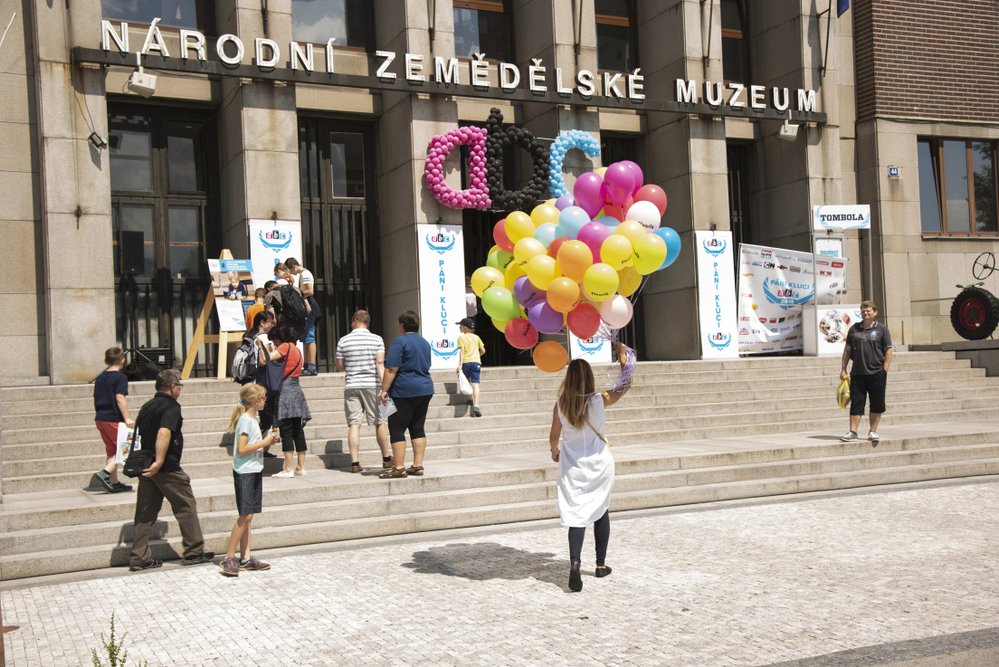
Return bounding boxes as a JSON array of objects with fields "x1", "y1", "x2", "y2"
[
  {"x1": 208, "y1": 259, "x2": 255, "y2": 332},
  {"x1": 115, "y1": 423, "x2": 140, "y2": 466}
]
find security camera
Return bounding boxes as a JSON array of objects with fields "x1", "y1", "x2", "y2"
[
  {"x1": 778, "y1": 119, "x2": 800, "y2": 142},
  {"x1": 127, "y1": 69, "x2": 157, "y2": 98}
]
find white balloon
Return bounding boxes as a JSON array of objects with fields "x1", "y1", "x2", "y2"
[
  {"x1": 625, "y1": 200, "x2": 662, "y2": 231},
  {"x1": 599, "y1": 294, "x2": 634, "y2": 328}
]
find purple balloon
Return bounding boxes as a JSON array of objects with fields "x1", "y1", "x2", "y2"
[
  {"x1": 577, "y1": 221, "x2": 613, "y2": 264},
  {"x1": 514, "y1": 276, "x2": 546, "y2": 307},
  {"x1": 573, "y1": 172, "x2": 605, "y2": 218},
  {"x1": 618, "y1": 160, "x2": 644, "y2": 193},
  {"x1": 555, "y1": 193, "x2": 575, "y2": 210},
  {"x1": 603, "y1": 163, "x2": 636, "y2": 206},
  {"x1": 528, "y1": 301, "x2": 565, "y2": 334}
]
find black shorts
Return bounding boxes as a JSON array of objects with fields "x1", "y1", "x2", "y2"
[
  {"x1": 388, "y1": 395, "x2": 432, "y2": 443},
  {"x1": 233, "y1": 470, "x2": 263, "y2": 515},
  {"x1": 849, "y1": 371, "x2": 887, "y2": 416}
]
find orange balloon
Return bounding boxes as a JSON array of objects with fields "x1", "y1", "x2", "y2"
[
  {"x1": 533, "y1": 341, "x2": 569, "y2": 373},
  {"x1": 546, "y1": 277, "x2": 581, "y2": 313},
  {"x1": 557, "y1": 240, "x2": 594, "y2": 283}
]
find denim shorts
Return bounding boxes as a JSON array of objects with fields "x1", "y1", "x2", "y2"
[
  {"x1": 233, "y1": 470, "x2": 263, "y2": 515},
  {"x1": 461, "y1": 362, "x2": 481, "y2": 384},
  {"x1": 302, "y1": 320, "x2": 316, "y2": 344}
]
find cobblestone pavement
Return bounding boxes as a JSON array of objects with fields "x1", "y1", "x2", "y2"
[{"x1": 4, "y1": 479, "x2": 999, "y2": 666}]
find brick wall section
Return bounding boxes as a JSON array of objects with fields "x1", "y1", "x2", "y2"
[{"x1": 854, "y1": 0, "x2": 999, "y2": 122}]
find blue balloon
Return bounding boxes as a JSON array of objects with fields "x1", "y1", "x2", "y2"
[
  {"x1": 534, "y1": 222, "x2": 558, "y2": 248},
  {"x1": 654, "y1": 227, "x2": 682, "y2": 270},
  {"x1": 596, "y1": 215, "x2": 621, "y2": 230},
  {"x1": 557, "y1": 206, "x2": 590, "y2": 240}
]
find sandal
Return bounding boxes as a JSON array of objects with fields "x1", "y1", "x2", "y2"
[
  {"x1": 379, "y1": 467, "x2": 408, "y2": 479},
  {"x1": 351, "y1": 463, "x2": 364, "y2": 473},
  {"x1": 406, "y1": 466, "x2": 424, "y2": 476}
]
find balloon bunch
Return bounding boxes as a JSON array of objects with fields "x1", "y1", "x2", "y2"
[
  {"x1": 485, "y1": 108, "x2": 549, "y2": 212},
  {"x1": 548, "y1": 130, "x2": 601, "y2": 198},
  {"x1": 469, "y1": 161, "x2": 682, "y2": 373}
]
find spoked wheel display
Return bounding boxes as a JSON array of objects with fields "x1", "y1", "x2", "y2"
[{"x1": 950, "y1": 286, "x2": 999, "y2": 340}]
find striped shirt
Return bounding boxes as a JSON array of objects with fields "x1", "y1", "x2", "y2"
[{"x1": 335, "y1": 328, "x2": 385, "y2": 389}]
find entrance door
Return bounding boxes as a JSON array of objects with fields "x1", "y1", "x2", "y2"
[
  {"x1": 109, "y1": 105, "x2": 219, "y2": 375},
  {"x1": 298, "y1": 118, "x2": 381, "y2": 371}
]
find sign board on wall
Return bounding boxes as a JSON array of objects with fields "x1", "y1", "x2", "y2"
[
  {"x1": 812, "y1": 205, "x2": 871, "y2": 231},
  {"x1": 416, "y1": 224, "x2": 467, "y2": 370},
  {"x1": 248, "y1": 219, "x2": 303, "y2": 290},
  {"x1": 569, "y1": 333, "x2": 613, "y2": 364},
  {"x1": 694, "y1": 231, "x2": 739, "y2": 359}
]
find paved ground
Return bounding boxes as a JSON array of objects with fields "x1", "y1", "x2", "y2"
[{"x1": 3, "y1": 479, "x2": 999, "y2": 666}]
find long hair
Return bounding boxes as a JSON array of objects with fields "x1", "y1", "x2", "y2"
[
  {"x1": 557, "y1": 359, "x2": 595, "y2": 430},
  {"x1": 226, "y1": 384, "x2": 266, "y2": 433}
]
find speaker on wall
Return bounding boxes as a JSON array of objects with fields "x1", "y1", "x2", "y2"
[{"x1": 119, "y1": 230, "x2": 145, "y2": 276}]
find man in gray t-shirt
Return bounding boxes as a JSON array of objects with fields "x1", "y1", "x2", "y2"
[
  {"x1": 335, "y1": 310, "x2": 392, "y2": 472},
  {"x1": 840, "y1": 300, "x2": 893, "y2": 443}
]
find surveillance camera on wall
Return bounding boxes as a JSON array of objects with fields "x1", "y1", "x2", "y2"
[
  {"x1": 778, "y1": 119, "x2": 801, "y2": 142},
  {"x1": 127, "y1": 69, "x2": 157, "y2": 98}
]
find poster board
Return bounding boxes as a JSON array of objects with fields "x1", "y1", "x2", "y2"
[
  {"x1": 248, "y1": 219, "x2": 303, "y2": 289},
  {"x1": 209, "y1": 259, "x2": 255, "y2": 332},
  {"x1": 694, "y1": 231, "x2": 739, "y2": 359},
  {"x1": 416, "y1": 223, "x2": 466, "y2": 370},
  {"x1": 803, "y1": 304, "x2": 861, "y2": 356},
  {"x1": 181, "y1": 249, "x2": 247, "y2": 380}
]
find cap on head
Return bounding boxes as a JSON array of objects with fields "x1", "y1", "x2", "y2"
[{"x1": 457, "y1": 317, "x2": 475, "y2": 329}]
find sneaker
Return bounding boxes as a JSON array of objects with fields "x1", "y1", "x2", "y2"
[
  {"x1": 128, "y1": 559, "x2": 162, "y2": 572},
  {"x1": 294, "y1": 469, "x2": 306, "y2": 476},
  {"x1": 239, "y1": 556, "x2": 271, "y2": 572},
  {"x1": 840, "y1": 431, "x2": 858, "y2": 442},
  {"x1": 868, "y1": 431, "x2": 880, "y2": 443},
  {"x1": 471, "y1": 405, "x2": 482, "y2": 418},
  {"x1": 219, "y1": 557, "x2": 239, "y2": 577},
  {"x1": 96, "y1": 470, "x2": 114, "y2": 493},
  {"x1": 272, "y1": 470, "x2": 295, "y2": 478},
  {"x1": 111, "y1": 482, "x2": 133, "y2": 493},
  {"x1": 181, "y1": 552, "x2": 215, "y2": 566}
]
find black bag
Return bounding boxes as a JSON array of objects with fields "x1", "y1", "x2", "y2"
[
  {"x1": 121, "y1": 428, "x2": 153, "y2": 478},
  {"x1": 276, "y1": 284, "x2": 308, "y2": 330}
]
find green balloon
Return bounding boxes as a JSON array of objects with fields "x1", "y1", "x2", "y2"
[
  {"x1": 486, "y1": 249, "x2": 514, "y2": 272},
  {"x1": 481, "y1": 286, "x2": 520, "y2": 321}
]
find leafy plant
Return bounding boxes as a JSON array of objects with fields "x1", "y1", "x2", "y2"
[{"x1": 91, "y1": 612, "x2": 147, "y2": 667}]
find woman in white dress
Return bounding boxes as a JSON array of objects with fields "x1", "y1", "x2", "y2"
[{"x1": 548, "y1": 344, "x2": 630, "y2": 592}]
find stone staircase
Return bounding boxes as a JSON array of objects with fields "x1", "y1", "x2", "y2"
[{"x1": 2, "y1": 351, "x2": 998, "y2": 579}]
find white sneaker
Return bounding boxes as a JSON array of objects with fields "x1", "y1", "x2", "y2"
[
  {"x1": 840, "y1": 431, "x2": 858, "y2": 442},
  {"x1": 272, "y1": 470, "x2": 294, "y2": 478},
  {"x1": 868, "y1": 431, "x2": 880, "y2": 443}
]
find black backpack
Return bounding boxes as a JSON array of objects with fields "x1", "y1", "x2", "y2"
[{"x1": 276, "y1": 284, "x2": 308, "y2": 329}]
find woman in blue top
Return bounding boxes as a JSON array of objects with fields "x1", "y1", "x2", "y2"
[{"x1": 379, "y1": 310, "x2": 434, "y2": 478}]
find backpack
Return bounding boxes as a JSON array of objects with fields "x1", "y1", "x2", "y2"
[
  {"x1": 231, "y1": 335, "x2": 258, "y2": 384},
  {"x1": 276, "y1": 284, "x2": 308, "y2": 330}
]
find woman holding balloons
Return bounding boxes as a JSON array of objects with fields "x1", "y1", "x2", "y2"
[{"x1": 549, "y1": 342, "x2": 631, "y2": 592}]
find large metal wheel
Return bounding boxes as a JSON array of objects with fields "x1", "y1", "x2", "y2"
[
  {"x1": 950, "y1": 286, "x2": 999, "y2": 340},
  {"x1": 973, "y1": 251, "x2": 996, "y2": 281}
]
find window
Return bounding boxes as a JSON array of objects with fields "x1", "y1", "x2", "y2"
[
  {"x1": 101, "y1": 0, "x2": 211, "y2": 30},
  {"x1": 918, "y1": 138, "x2": 998, "y2": 235},
  {"x1": 292, "y1": 0, "x2": 373, "y2": 49},
  {"x1": 453, "y1": 1, "x2": 513, "y2": 62},
  {"x1": 721, "y1": 0, "x2": 749, "y2": 83},
  {"x1": 595, "y1": 0, "x2": 637, "y2": 72}
]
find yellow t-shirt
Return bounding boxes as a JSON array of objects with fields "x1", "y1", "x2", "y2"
[{"x1": 457, "y1": 332, "x2": 485, "y2": 364}]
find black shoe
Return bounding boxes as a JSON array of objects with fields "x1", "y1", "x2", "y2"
[
  {"x1": 568, "y1": 560, "x2": 582, "y2": 592},
  {"x1": 263, "y1": 451, "x2": 278, "y2": 458},
  {"x1": 181, "y1": 552, "x2": 215, "y2": 566},
  {"x1": 595, "y1": 565, "x2": 613, "y2": 578},
  {"x1": 96, "y1": 470, "x2": 114, "y2": 493},
  {"x1": 111, "y1": 482, "x2": 133, "y2": 493},
  {"x1": 129, "y1": 559, "x2": 162, "y2": 572}
]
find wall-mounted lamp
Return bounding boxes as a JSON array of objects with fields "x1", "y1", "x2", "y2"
[
  {"x1": 127, "y1": 49, "x2": 157, "y2": 98},
  {"x1": 777, "y1": 118, "x2": 801, "y2": 142},
  {"x1": 88, "y1": 132, "x2": 107, "y2": 150}
]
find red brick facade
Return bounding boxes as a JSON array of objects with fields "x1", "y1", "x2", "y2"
[{"x1": 854, "y1": 0, "x2": 999, "y2": 122}]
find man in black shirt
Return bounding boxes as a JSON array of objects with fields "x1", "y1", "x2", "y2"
[
  {"x1": 840, "y1": 300, "x2": 893, "y2": 444},
  {"x1": 128, "y1": 369, "x2": 214, "y2": 571}
]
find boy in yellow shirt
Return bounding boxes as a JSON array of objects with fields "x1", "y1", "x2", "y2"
[{"x1": 456, "y1": 317, "x2": 486, "y2": 417}]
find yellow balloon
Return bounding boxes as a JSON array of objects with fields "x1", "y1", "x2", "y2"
[
  {"x1": 488, "y1": 244, "x2": 501, "y2": 256},
  {"x1": 505, "y1": 211, "x2": 536, "y2": 244},
  {"x1": 530, "y1": 202, "x2": 560, "y2": 227},
  {"x1": 594, "y1": 167, "x2": 608, "y2": 178},
  {"x1": 525, "y1": 255, "x2": 562, "y2": 290},
  {"x1": 547, "y1": 277, "x2": 581, "y2": 313},
  {"x1": 615, "y1": 220, "x2": 648, "y2": 245},
  {"x1": 632, "y1": 233, "x2": 668, "y2": 275},
  {"x1": 600, "y1": 235, "x2": 633, "y2": 271},
  {"x1": 487, "y1": 248, "x2": 514, "y2": 272},
  {"x1": 491, "y1": 317, "x2": 509, "y2": 332},
  {"x1": 471, "y1": 266, "x2": 504, "y2": 297},
  {"x1": 513, "y1": 237, "x2": 546, "y2": 267},
  {"x1": 617, "y1": 266, "x2": 642, "y2": 297},
  {"x1": 582, "y1": 263, "x2": 620, "y2": 302},
  {"x1": 545, "y1": 198, "x2": 557, "y2": 206},
  {"x1": 556, "y1": 240, "x2": 594, "y2": 283},
  {"x1": 505, "y1": 261, "x2": 527, "y2": 289}
]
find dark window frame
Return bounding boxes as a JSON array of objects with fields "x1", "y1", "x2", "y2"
[
  {"x1": 595, "y1": 0, "x2": 639, "y2": 73},
  {"x1": 453, "y1": 0, "x2": 514, "y2": 63},
  {"x1": 721, "y1": 0, "x2": 750, "y2": 83},
  {"x1": 919, "y1": 137, "x2": 999, "y2": 238}
]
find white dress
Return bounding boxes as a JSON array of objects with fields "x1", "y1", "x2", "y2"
[{"x1": 556, "y1": 395, "x2": 615, "y2": 528}]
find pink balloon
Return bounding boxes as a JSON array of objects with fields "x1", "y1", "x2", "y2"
[
  {"x1": 566, "y1": 302, "x2": 601, "y2": 339},
  {"x1": 603, "y1": 163, "x2": 636, "y2": 206},
  {"x1": 573, "y1": 172, "x2": 605, "y2": 219},
  {"x1": 577, "y1": 221, "x2": 613, "y2": 265},
  {"x1": 634, "y1": 184, "x2": 668, "y2": 216},
  {"x1": 618, "y1": 160, "x2": 644, "y2": 194}
]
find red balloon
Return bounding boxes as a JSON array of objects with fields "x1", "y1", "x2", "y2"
[
  {"x1": 548, "y1": 236, "x2": 570, "y2": 259},
  {"x1": 566, "y1": 302, "x2": 601, "y2": 339},
  {"x1": 504, "y1": 318, "x2": 539, "y2": 350},
  {"x1": 634, "y1": 184, "x2": 668, "y2": 217},
  {"x1": 493, "y1": 218, "x2": 514, "y2": 252}
]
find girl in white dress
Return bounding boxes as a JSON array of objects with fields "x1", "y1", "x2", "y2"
[{"x1": 549, "y1": 344, "x2": 630, "y2": 592}]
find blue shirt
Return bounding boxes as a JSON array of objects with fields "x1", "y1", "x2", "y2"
[
  {"x1": 93, "y1": 370, "x2": 128, "y2": 422},
  {"x1": 233, "y1": 413, "x2": 264, "y2": 474},
  {"x1": 384, "y1": 333, "x2": 434, "y2": 398}
]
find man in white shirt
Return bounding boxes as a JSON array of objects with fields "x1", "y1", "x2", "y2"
[
  {"x1": 335, "y1": 310, "x2": 393, "y2": 472},
  {"x1": 286, "y1": 257, "x2": 319, "y2": 376}
]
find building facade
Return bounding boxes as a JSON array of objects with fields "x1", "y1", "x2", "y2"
[{"x1": 3, "y1": 0, "x2": 998, "y2": 385}]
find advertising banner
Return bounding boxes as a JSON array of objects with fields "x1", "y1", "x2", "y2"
[
  {"x1": 248, "y1": 219, "x2": 303, "y2": 289},
  {"x1": 813, "y1": 255, "x2": 848, "y2": 304},
  {"x1": 569, "y1": 332, "x2": 613, "y2": 364},
  {"x1": 812, "y1": 204, "x2": 870, "y2": 231},
  {"x1": 694, "y1": 231, "x2": 739, "y2": 359},
  {"x1": 416, "y1": 224, "x2": 467, "y2": 370}
]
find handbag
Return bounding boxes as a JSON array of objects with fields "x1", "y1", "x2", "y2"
[
  {"x1": 261, "y1": 344, "x2": 300, "y2": 395},
  {"x1": 121, "y1": 428, "x2": 153, "y2": 478},
  {"x1": 457, "y1": 372, "x2": 473, "y2": 396}
]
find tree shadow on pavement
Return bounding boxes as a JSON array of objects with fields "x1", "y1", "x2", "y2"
[{"x1": 403, "y1": 542, "x2": 568, "y2": 589}]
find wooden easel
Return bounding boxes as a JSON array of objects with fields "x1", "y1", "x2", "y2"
[{"x1": 181, "y1": 249, "x2": 245, "y2": 380}]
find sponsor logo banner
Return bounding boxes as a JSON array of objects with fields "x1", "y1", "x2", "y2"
[
  {"x1": 695, "y1": 231, "x2": 739, "y2": 359},
  {"x1": 416, "y1": 224, "x2": 466, "y2": 369},
  {"x1": 569, "y1": 332, "x2": 612, "y2": 364},
  {"x1": 248, "y1": 219, "x2": 303, "y2": 290}
]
